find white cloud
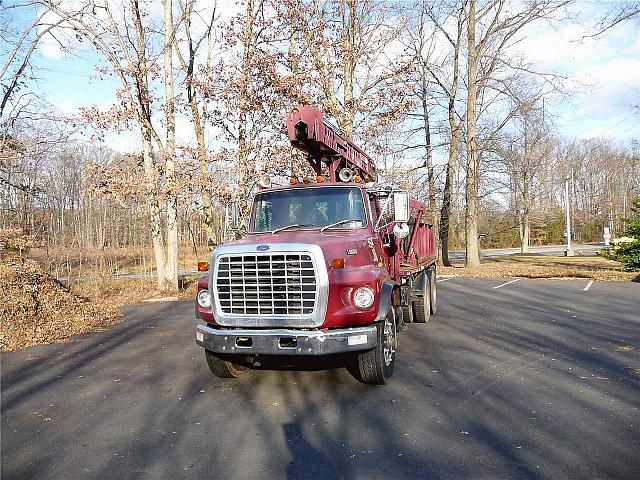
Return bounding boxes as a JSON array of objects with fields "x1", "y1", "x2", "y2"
[{"x1": 511, "y1": 5, "x2": 640, "y2": 140}]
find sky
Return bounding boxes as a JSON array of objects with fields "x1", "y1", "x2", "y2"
[{"x1": 6, "y1": 0, "x2": 640, "y2": 152}]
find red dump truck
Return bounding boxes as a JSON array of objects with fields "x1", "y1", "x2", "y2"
[{"x1": 195, "y1": 107, "x2": 437, "y2": 384}]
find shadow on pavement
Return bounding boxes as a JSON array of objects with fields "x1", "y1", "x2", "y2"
[{"x1": 1, "y1": 280, "x2": 639, "y2": 479}]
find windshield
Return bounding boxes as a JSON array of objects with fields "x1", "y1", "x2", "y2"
[{"x1": 252, "y1": 186, "x2": 367, "y2": 233}]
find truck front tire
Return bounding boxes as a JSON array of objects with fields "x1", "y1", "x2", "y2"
[
  {"x1": 353, "y1": 305, "x2": 396, "y2": 385},
  {"x1": 205, "y1": 350, "x2": 249, "y2": 378}
]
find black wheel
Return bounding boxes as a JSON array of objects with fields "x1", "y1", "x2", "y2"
[
  {"x1": 427, "y1": 266, "x2": 437, "y2": 314},
  {"x1": 353, "y1": 306, "x2": 396, "y2": 385},
  {"x1": 400, "y1": 285, "x2": 414, "y2": 324},
  {"x1": 395, "y1": 305, "x2": 408, "y2": 331},
  {"x1": 412, "y1": 272, "x2": 431, "y2": 323},
  {"x1": 205, "y1": 350, "x2": 249, "y2": 378},
  {"x1": 401, "y1": 303, "x2": 414, "y2": 325}
]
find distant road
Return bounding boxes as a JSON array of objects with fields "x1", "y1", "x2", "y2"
[{"x1": 450, "y1": 243, "x2": 606, "y2": 259}]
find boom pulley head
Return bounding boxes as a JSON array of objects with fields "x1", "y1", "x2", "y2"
[{"x1": 287, "y1": 106, "x2": 377, "y2": 183}]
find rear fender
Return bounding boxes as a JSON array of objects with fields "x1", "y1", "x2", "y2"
[{"x1": 412, "y1": 270, "x2": 427, "y2": 297}]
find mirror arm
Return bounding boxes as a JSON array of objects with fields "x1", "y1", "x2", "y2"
[{"x1": 374, "y1": 195, "x2": 392, "y2": 231}]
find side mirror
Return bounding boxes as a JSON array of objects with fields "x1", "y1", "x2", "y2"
[
  {"x1": 393, "y1": 191, "x2": 410, "y2": 223},
  {"x1": 393, "y1": 222, "x2": 409, "y2": 238},
  {"x1": 229, "y1": 202, "x2": 240, "y2": 231}
]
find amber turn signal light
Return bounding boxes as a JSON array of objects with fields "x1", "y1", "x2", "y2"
[
  {"x1": 197, "y1": 261, "x2": 209, "y2": 272},
  {"x1": 289, "y1": 177, "x2": 297, "y2": 185},
  {"x1": 316, "y1": 175, "x2": 324, "y2": 182},
  {"x1": 354, "y1": 175, "x2": 362, "y2": 183},
  {"x1": 331, "y1": 258, "x2": 345, "y2": 269}
]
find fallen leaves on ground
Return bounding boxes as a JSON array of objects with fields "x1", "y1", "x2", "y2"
[
  {"x1": 1, "y1": 260, "x2": 199, "y2": 352},
  {"x1": 0, "y1": 258, "x2": 122, "y2": 352},
  {"x1": 614, "y1": 346, "x2": 635, "y2": 352}
]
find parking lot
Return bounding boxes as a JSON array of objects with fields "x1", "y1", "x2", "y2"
[{"x1": 2, "y1": 278, "x2": 639, "y2": 479}]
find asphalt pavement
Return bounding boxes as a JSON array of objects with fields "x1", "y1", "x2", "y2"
[{"x1": 2, "y1": 278, "x2": 639, "y2": 479}]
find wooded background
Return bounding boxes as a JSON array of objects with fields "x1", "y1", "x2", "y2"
[{"x1": 2, "y1": 0, "x2": 639, "y2": 289}]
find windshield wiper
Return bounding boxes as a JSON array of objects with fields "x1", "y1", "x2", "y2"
[
  {"x1": 320, "y1": 219, "x2": 355, "y2": 233},
  {"x1": 271, "y1": 223, "x2": 315, "y2": 234}
]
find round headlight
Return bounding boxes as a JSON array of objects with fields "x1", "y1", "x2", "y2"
[
  {"x1": 353, "y1": 286, "x2": 375, "y2": 309},
  {"x1": 197, "y1": 289, "x2": 211, "y2": 308}
]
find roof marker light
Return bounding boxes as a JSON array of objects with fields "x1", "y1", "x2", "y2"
[{"x1": 258, "y1": 175, "x2": 271, "y2": 188}]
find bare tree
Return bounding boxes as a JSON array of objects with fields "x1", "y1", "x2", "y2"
[
  {"x1": 291, "y1": 0, "x2": 413, "y2": 144},
  {"x1": 38, "y1": 0, "x2": 184, "y2": 289},
  {"x1": 174, "y1": 0, "x2": 219, "y2": 246},
  {"x1": 590, "y1": 1, "x2": 640, "y2": 36},
  {"x1": 400, "y1": 0, "x2": 441, "y2": 261},
  {"x1": 414, "y1": 1, "x2": 468, "y2": 266},
  {"x1": 463, "y1": 0, "x2": 569, "y2": 267},
  {"x1": 499, "y1": 100, "x2": 553, "y2": 252}
]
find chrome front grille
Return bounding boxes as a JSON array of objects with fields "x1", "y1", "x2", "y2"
[{"x1": 215, "y1": 253, "x2": 318, "y2": 316}]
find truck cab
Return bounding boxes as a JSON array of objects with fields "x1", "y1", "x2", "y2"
[{"x1": 195, "y1": 108, "x2": 437, "y2": 384}]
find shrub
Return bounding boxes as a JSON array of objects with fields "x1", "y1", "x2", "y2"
[{"x1": 614, "y1": 197, "x2": 640, "y2": 271}]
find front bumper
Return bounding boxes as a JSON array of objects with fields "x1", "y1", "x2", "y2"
[{"x1": 195, "y1": 324, "x2": 377, "y2": 356}]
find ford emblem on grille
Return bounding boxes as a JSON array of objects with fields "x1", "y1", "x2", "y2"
[{"x1": 256, "y1": 245, "x2": 270, "y2": 251}]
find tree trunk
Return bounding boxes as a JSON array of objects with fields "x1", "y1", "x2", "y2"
[
  {"x1": 131, "y1": 0, "x2": 168, "y2": 289},
  {"x1": 163, "y1": 0, "x2": 178, "y2": 290},
  {"x1": 438, "y1": 7, "x2": 464, "y2": 268},
  {"x1": 237, "y1": 0, "x2": 255, "y2": 217},
  {"x1": 520, "y1": 170, "x2": 530, "y2": 253},
  {"x1": 184, "y1": 17, "x2": 216, "y2": 246},
  {"x1": 141, "y1": 131, "x2": 167, "y2": 288},
  {"x1": 440, "y1": 124, "x2": 461, "y2": 267},
  {"x1": 421, "y1": 77, "x2": 439, "y2": 263},
  {"x1": 191, "y1": 98, "x2": 215, "y2": 245},
  {"x1": 340, "y1": 1, "x2": 356, "y2": 140},
  {"x1": 520, "y1": 211, "x2": 530, "y2": 253},
  {"x1": 465, "y1": 0, "x2": 481, "y2": 268}
]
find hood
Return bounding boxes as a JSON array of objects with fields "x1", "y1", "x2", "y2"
[{"x1": 223, "y1": 230, "x2": 375, "y2": 268}]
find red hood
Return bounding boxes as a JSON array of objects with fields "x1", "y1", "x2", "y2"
[
  {"x1": 226, "y1": 229, "x2": 374, "y2": 268},
  {"x1": 206, "y1": 229, "x2": 388, "y2": 328}
]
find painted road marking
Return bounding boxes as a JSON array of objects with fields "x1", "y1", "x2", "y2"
[
  {"x1": 583, "y1": 280, "x2": 594, "y2": 291},
  {"x1": 493, "y1": 279, "x2": 521, "y2": 289},
  {"x1": 436, "y1": 277, "x2": 455, "y2": 283}
]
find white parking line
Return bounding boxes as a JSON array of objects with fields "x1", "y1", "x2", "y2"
[
  {"x1": 583, "y1": 280, "x2": 594, "y2": 291},
  {"x1": 436, "y1": 277, "x2": 455, "y2": 283},
  {"x1": 493, "y1": 279, "x2": 521, "y2": 289}
]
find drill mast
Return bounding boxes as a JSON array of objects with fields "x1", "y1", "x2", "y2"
[{"x1": 287, "y1": 106, "x2": 377, "y2": 182}]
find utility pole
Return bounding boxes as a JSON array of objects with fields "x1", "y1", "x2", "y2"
[{"x1": 564, "y1": 178, "x2": 574, "y2": 256}]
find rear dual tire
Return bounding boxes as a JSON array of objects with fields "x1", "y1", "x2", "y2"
[
  {"x1": 413, "y1": 274, "x2": 431, "y2": 323},
  {"x1": 412, "y1": 266, "x2": 437, "y2": 323},
  {"x1": 428, "y1": 266, "x2": 437, "y2": 314}
]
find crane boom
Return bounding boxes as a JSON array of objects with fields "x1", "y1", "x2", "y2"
[{"x1": 287, "y1": 106, "x2": 377, "y2": 182}]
